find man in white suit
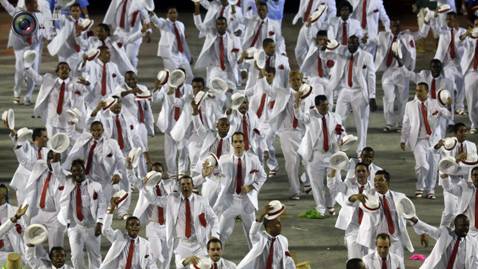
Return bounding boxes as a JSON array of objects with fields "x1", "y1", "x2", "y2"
[
  {"x1": 292, "y1": 0, "x2": 336, "y2": 26},
  {"x1": 358, "y1": 171, "x2": 414, "y2": 260},
  {"x1": 57, "y1": 159, "x2": 106, "y2": 269},
  {"x1": 193, "y1": 0, "x2": 244, "y2": 38},
  {"x1": 180, "y1": 238, "x2": 237, "y2": 269},
  {"x1": 206, "y1": 131, "x2": 267, "y2": 247},
  {"x1": 194, "y1": 16, "x2": 242, "y2": 89},
  {"x1": 236, "y1": 204, "x2": 296, "y2": 269},
  {"x1": 441, "y1": 167, "x2": 478, "y2": 238},
  {"x1": 435, "y1": 12, "x2": 466, "y2": 115},
  {"x1": 6, "y1": 126, "x2": 48, "y2": 205},
  {"x1": 363, "y1": 233, "x2": 405, "y2": 269},
  {"x1": 400, "y1": 82, "x2": 451, "y2": 199},
  {"x1": 344, "y1": 146, "x2": 383, "y2": 184},
  {"x1": 327, "y1": 162, "x2": 373, "y2": 258},
  {"x1": 409, "y1": 214, "x2": 478, "y2": 269},
  {"x1": 25, "y1": 246, "x2": 74, "y2": 269},
  {"x1": 460, "y1": 27, "x2": 478, "y2": 133},
  {"x1": 297, "y1": 95, "x2": 346, "y2": 216},
  {"x1": 151, "y1": 7, "x2": 193, "y2": 82},
  {"x1": 100, "y1": 197, "x2": 157, "y2": 269},
  {"x1": 28, "y1": 62, "x2": 88, "y2": 137},
  {"x1": 242, "y1": 2, "x2": 283, "y2": 52},
  {"x1": 327, "y1": 2, "x2": 363, "y2": 46},
  {"x1": 24, "y1": 150, "x2": 66, "y2": 250},
  {"x1": 0, "y1": 184, "x2": 26, "y2": 264},
  {"x1": 327, "y1": 35, "x2": 376, "y2": 154},
  {"x1": 434, "y1": 122, "x2": 477, "y2": 227},
  {"x1": 0, "y1": 0, "x2": 50, "y2": 105}
]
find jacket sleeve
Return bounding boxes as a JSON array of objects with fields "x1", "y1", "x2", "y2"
[
  {"x1": 24, "y1": 246, "x2": 47, "y2": 269},
  {"x1": 204, "y1": 200, "x2": 220, "y2": 238},
  {"x1": 0, "y1": 219, "x2": 15, "y2": 238},
  {"x1": 412, "y1": 219, "x2": 441, "y2": 240},
  {"x1": 251, "y1": 156, "x2": 267, "y2": 191},
  {"x1": 101, "y1": 213, "x2": 122, "y2": 242},
  {"x1": 95, "y1": 186, "x2": 107, "y2": 224},
  {"x1": 249, "y1": 221, "x2": 263, "y2": 244},
  {"x1": 400, "y1": 103, "x2": 411, "y2": 144},
  {"x1": 0, "y1": 0, "x2": 16, "y2": 16},
  {"x1": 440, "y1": 177, "x2": 463, "y2": 196},
  {"x1": 366, "y1": 54, "x2": 376, "y2": 99}
]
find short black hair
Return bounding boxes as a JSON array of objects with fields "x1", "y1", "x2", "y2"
[
  {"x1": 231, "y1": 131, "x2": 244, "y2": 142},
  {"x1": 314, "y1": 95, "x2": 328, "y2": 106},
  {"x1": 430, "y1": 58, "x2": 443, "y2": 68},
  {"x1": 454, "y1": 122, "x2": 467, "y2": 133},
  {"x1": 262, "y1": 38, "x2": 275, "y2": 48},
  {"x1": 316, "y1": 30, "x2": 328, "y2": 37},
  {"x1": 70, "y1": 3, "x2": 81, "y2": 9},
  {"x1": 49, "y1": 246, "x2": 65, "y2": 259},
  {"x1": 55, "y1": 62, "x2": 70, "y2": 73},
  {"x1": 207, "y1": 238, "x2": 223, "y2": 250},
  {"x1": 0, "y1": 184, "x2": 9, "y2": 203},
  {"x1": 417, "y1": 82, "x2": 429, "y2": 91},
  {"x1": 179, "y1": 175, "x2": 193, "y2": 184},
  {"x1": 375, "y1": 233, "x2": 391, "y2": 245},
  {"x1": 192, "y1": 77, "x2": 205, "y2": 86},
  {"x1": 71, "y1": 159, "x2": 85, "y2": 169},
  {"x1": 346, "y1": 258, "x2": 365, "y2": 269},
  {"x1": 126, "y1": 216, "x2": 140, "y2": 224},
  {"x1": 216, "y1": 16, "x2": 227, "y2": 24},
  {"x1": 339, "y1": 1, "x2": 353, "y2": 13},
  {"x1": 355, "y1": 162, "x2": 369, "y2": 171},
  {"x1": 265, "y1": 66, "x2": 276, "y2": 74},
  {"x1": 362, "y1": 146, "x2": 374, "y2": 153},
  {"x1": 258, "y1": 1, "x2": 268, "y2": 8},
  {"x1": 97, "y1": 23, "x2": 111, "y2": 35},
  {"x1": 454, "y1": 214, "x2": 468, "y2": 224},
  {"x1": 90, "y1": 120, "x2": 103, "y2": 128},
  {"x1": 32, "y1": 127, "x2": 47, "y2": 142},
  {"x1": 375, "y1": 170, "x2": 391, "y2": 183}
]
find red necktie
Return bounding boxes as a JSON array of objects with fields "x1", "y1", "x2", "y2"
[
  {"x1": 361, "y1": 0, "x2": 367, "y2": 29},
  {"x1": 85, "y1": 140, "x2": 97, "y2": 175},
  {"x1": 449, "y1": 28, "x2": 456, "y2": 60},
  {"x1": 125, "y1": 239, "x2": 135, "y2": 269},
  {"x1": 317, "y1": 55, "x2": 324, "y2": 77},
  {"x1": 342, "y1": 22, "x2": 348, "y2": 45},
  {"x1": 473, "y1": 39, "x2": 478, "y2": 70},
  {"x1": 266, "y1": 56, "x2": 271, "y2": 69},
  {"x1": 242, "y1": 115, "x2": 250, "y2": 151},
  {"x1": 212, "y1": 263, "x2": 218, "y2": 269},
  {"x1": 115, "y1": 115, "x2": 124, "y2": 150},
  {"x1": 381, "y1": 257, "x2": 387, "y2": 269},
  {"x1": 265, "y1": 238, "x2": 276, "y2": 269},
  {"x1": 250, "y1": 21, "x2": 264, "y2": 47},
  {"x1": 256, "y1": 93, "x2": 267, "y2": 118},
  {"x1": 220, "y1": 6, "x2": 225, "y2": 17},
  {"x1": 381, "y1": 195, "x2": 395, "y2": 234},
  {"x1": 303, "y1": 0, "x2": 314, "y2": 22},
  {"x1": 130, "y1": 11, "x2": 139, "y2": 27},
  {"x1": 173, "y1": 22, "x2": 184, "y2": 53},
  {"x1": 219, "y1": 36, "x2": 226, "y2": 70},
  {"x1": 39, "y1": 172, "x2": 52, "y2": 209},
  {"x1": 348, "y1": 55, "x2": 354, "y2": 87},
  {"x1": 137, "y1": 101, "x2": 145, "y2": 123},
  {"x1": 26, "y1": 36, "x2": 32, "y2": 45},
  {"x1": 73, "y1": 21, "x2": 81, "y2": 52},
  {"x1": 475, "y1": 190, "x2": 478, "y2": 229},
  {"x1": 216, "y1": 138, "x2": 223, "y2": 158},
  {"x1": 174, "y1": 88, "x2": 181, "y2": 121},
  {"x1": 101, "y1": 64, "x2": 107, "y2": 96},
  {"x1": 235, "y1": 157, "x2": 243, "y2": 194},
  {"x1": 75, "y1": 183, "x2": 84, "y2": 221},
  {"x1": 292, "y1": 113, "x2": 298, "y2": 129},
  {"x1": 386, "y1": 36, "x2": 397, "y2": 67},
  {"x1": 56, "y1": 82, "x2": 66, "y2": 114},
  {"x1": 446, "y1": 238, "x2": 461, "y2": 269},
  {"x1": 119, "y1": 0, "x2": 128, "y2": 29},
  {"x1": 155, "y1": 185, "x2": 165, "y2": 225},
  {"x1": 358, "y1": 185, "x2": 364, "y2": 224},
  {"x1": 322, "y1": 115, "x2": 329, "y2": 152},
  {"x1": 185, "y1": 198, "x2": 192, "y2": 238},
  {"x1": 37, "y1": 147, "x2": 42, "y2": 160},
  {"x1": 431, "y1": 79, "x2": 437, "y2": 99},
  {"x1": 420, "y1": 102, "x2": 432, "y2": 135},
  {"x1": 268, "y1": 100, "x2": 275, "y2": 110}
]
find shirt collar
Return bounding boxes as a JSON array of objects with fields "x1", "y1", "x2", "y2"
[{"x1": 57, "y1": 77, "x2": 70, "y2": 84}]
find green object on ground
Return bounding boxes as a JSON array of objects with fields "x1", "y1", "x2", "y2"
[{"x1": 299, "y1": 209, "x2": 327, "y2": 219}]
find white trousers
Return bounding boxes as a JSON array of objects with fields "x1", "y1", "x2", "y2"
[
  {"x1": 31, "y1": 210, "x2": 66, "y2": 249},
  {"x1": 305, "y1": 153, "x2": 334, "y2": 214},
  {"x1": 173, "y1": 239, "x2": 207, "y2": 269},
  {"x1": 164, "y1": 133, "x2": 189, "y2": 177},
  {"x1": 382, "y1": 68, "x2": 408, "y2": 128},
  {"x1": 125, "y1": 39, "x2": 142, "y2": 69},
  {"x1": 218, "y1": 196, "x2": 255, "y2": 248},
  {"x1": 201, "y1": 178, "x2": 221, "y2": 208},
  {"x1": 145, "y1": 222, "x2": 171, "y2": 269},
  {"x1": 278, "y1": 129, "x2": 303, "y2": 196},
  {"x1": 444, "y1": 63, "x2": 464, "y2": 110},
  {"x1": 464, "y1": 70, "x2": 478, "y2": 128},
  {"x1": 440, "y1": 176, "x2": 461, "y2": 227},
  {"x1": 67, "y1": 225, "x2": 101, "y2": 269},
  {"x1": 294, "y1": 25, "x2": 309, "y2": 65},
  {"x1": 335, "y1": 88, "x2": 369, "y2": 154},
  {"x1": 264, "y1": 126, "x2": 279, "y2": 171},
  {"x1": 412, "y1": 139, "x2": 438, "y2": 193}
]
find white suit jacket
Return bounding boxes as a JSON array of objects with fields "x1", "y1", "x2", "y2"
[
  {"x1": 327, "y1": 17, "x2": 364, "y2": 42},
  {"x1": 401, "y1": 68, "x2": 454, "y2": 101},
  {"x1": 155, "y1": 83, "x2": 193, "y2": 134},
  {"x1": 301, "y1": 45, "x2": 337, "y2": 79},
  {"x1": 297, "y1": 110, "x2": 344, "y2": 162},
  {"x1": 213, "y1": 152, "x2": 267, "y2": 212},
  {"x1": 363, "y1": 252, "x2": 405, "y2": 269},
  {"x1": 24, "y1": 161, "x2": 64, "y2": 217},
  {"x1": 57, "y1": 178, "x2": 107, "y2": 226},
  {"x1": 242, "y1": 17, "x2": 283, "y2": 51},
  {"x1": 441, "y1": 178, "x2": 478, "y2": 217},
  {"x1": 0, "y1": 204, "x2": 25, "y2": 256},
  {"x1": 101, "y1": 214, "x2": 157, "y2": 269},
  {"x1": 152, "y1": 16, "x2": 191, "y2": 61},
  {"x1": 412, "y1": 220, "x2": 478, "y2": 269},
  {"x1": 350, "y1": 0, "x2": 390, "y2": 37},
  {"x1": 460, "y1": 36, "x2": 478, "y2": 74},
  {"x1": 357, "y1": 190, "x2": 414, "y2": 253},
  {"x1": 375, "y1": 31, "x2": 421, "y2": 72},
  {"x1": 327, "y1": 49, "x2": 376, "y2": 101},
  {"x1": 227, "y1": 110, "x2": 267, "y2": 155},
  {"x1": 237, "y1": 222, "x2": 295, "y2": 269},
  {"x1": 245, "y1": 51, "x2": 290, "y2": 90},
  {"x1": 434, "y1": 26, "x2": 466, "y2": 65},
  {"x1": 193, "y1": 3, "x2": 244, "y2": 38},
  {"x1": 400, "y1": 97, "x2": 451, "y2": 149},
  {"x1": 292, "y1": 0, "x2": 337, "y2": 25}
]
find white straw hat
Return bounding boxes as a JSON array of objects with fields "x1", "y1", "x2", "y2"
[
  {"x1": 2, "y1": 109, "x2": 14, "y2": 130},
  {"x1": 23, "y1": 50, "x2": 36, "y2": 68},
  {"x1": 265, "y1": 200, "x2": 285, "y2": 220},
  {"x1": 168, "y1": 69, "x2": 186, "y2": 88},
  {"x1": 47, "y1": 132, "x2": 70, "y2": 153},
  {"x1": 329, "y1": 151, "x2": 349, "y2": 170},
  {"x1": 128, "y1": 147, "x2": 142, "y2": 168},
  {"x1": 396, "y1": 196, "x2": 416, "y2": 219},
  {"x1": 24, "y1": 224, "x2": 48, "y2": 246}
]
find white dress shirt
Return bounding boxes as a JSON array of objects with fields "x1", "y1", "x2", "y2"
[{"x1": 117, "y1": 237, "x2": 141, "y2": 269}]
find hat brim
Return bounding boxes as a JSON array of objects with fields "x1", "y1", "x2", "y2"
[
  {"x1": 265, "y1": 205, "x2": 285, "y2": 220},
  {"x1": 157, "y1": 71, "x2": 170, "y2": 85}
]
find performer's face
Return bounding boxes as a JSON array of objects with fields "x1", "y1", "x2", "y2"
[
  {"x1": 355, "y1": 165, "x2": 369, "y2": 185},
  {"x1": 265, "y1": 219, "x2": 281, "y2": 236},
  {"x1": 34, "y1": 130, "x2": 48, "y2": 147},
  {"x1": 315, "y1": 99, "x2": 328, "y2": 115},
  {"x1": 339, "y1": 6, "x2": 350, "y2": 20},
  {"x1": 455, "y1": 126, "x2": 467, "y2": 142},
  {"x1": 265, "y1": 71, "x2": 275, "y2": 84},
  {"x1": 167, "y1": 8, "x2": 178, "y2": 21},
  {"x1": 446, "y1": 13, "x2": 456, "y2": 28},
  {"x1": 56, "y1": 63, "x2": 70, "y2": 80},
  {"x1": 126, "y1": 218, "x2": 141, "y2": 238},
  {"x1": 258, "y1": 5, "x2": 268, "y2": 19},
  {"x1": 374, "y1": 175, "x2": 389, "y2": 195},
  {"x1": 192, "y1": 81, "x2": 204, "y2": 95},
  {"x1": 25, "y1": 0, "x2": 38, "y2": 12},
  {"x1": 216, "y1": 19, "x2": 227, "y2": 35},
  {"x1": 238, "y1": 99, "x2": 249, "y2": 114},
  {"x1": 454, "y1": 216, "x2": 469, "y2": 238},
  {"x1": 125, "y1": 73, "x2": 138, "y2": 88},
  {"x1": 50, "y1": 249, "x2": 66, "y2": 268},
  {"x1": 289, "y1": 73, "x2": 302, "y2": 91},
  {"x1": 376, "y1": 238, "x2": 391, "y2": 259},
  {"x1": 110, "y1": 102, "x2": 122, "y2": 114},
  {"x1": 216, "y1": 119, "x2": 230, "y2": 138},
  {"x1": 316, "y1": 35, "x2": 327, "y2": 49},
  {"x1": 232, "y1": 133, "x2": 245, "y2": 155},
  {"x1": 180, "y1": 177, "x2": 193, "y2": 197},
  {"x1": 415, "y1": 84, "x2": 428, "y2": 102},
  {"x1": 263, "y1": 43, "x2": 275, "y2": 56},
  {"x1": 360, "y1": 150, "x2": 374, "y2": 166},
  {"x1": 347, "y1": 36, "x2": 359, "y2": 54},
  {"x1": 430, "y1": 61, "x2": 442, "y2": 77},
  {"x1": 70, "y1": 6, "x2": 81, "y2": 20},
  {"x1": 70, "y1": 164, "x2": 85, "y2": 183},
  {"x1": 99, "y1": 49, "x2": 111, "y2": 63},
  {"x1": 471, "y1": 169, "x2": 478, "y2": 188},
  {"x1": 90, "y1": 123, "x2": 104, "y2": 140},
  {"x1": 207, "y1": 242, "x2": 223, "y2": 262}
]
